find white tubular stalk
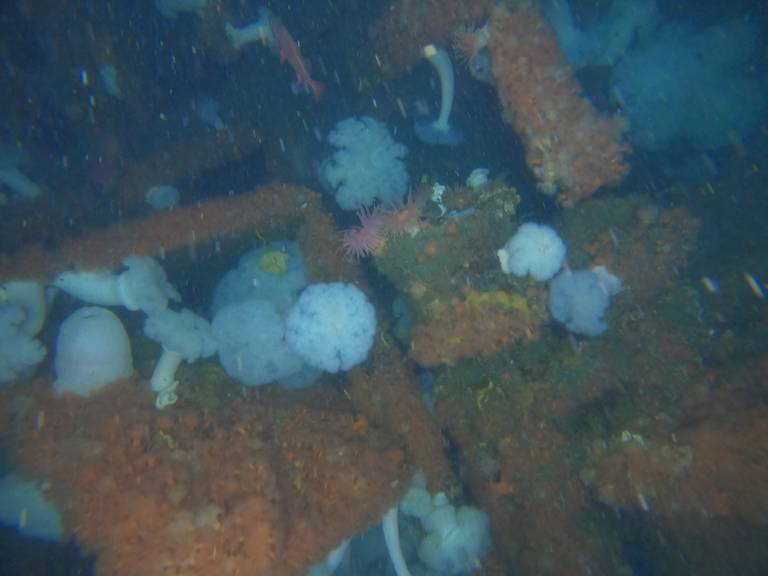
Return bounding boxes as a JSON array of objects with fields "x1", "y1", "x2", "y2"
[{"x1": 382, "y1": 506, "x2": 412, "y2": 576}]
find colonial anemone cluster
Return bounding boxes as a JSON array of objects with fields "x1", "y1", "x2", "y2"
[{"x1": 3, "y1": 244, "x2": 377, "y2": 409}]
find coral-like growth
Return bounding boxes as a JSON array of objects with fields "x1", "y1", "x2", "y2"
[
  {"x1": 555, "y1": 196, "x2": 700, "y2": 302},
  {"x1": 381, "y1": 192, "x2": 426, "y2": 238},
  {"x1": 0, "y1": 184, "x2": 346, "y2": 283},
  {"x1": 488, "y1": 5, "x2": 630, "y2": 205},
  {"x1": 2, "y1": 379, "x2": 410, "y2": 576},
  {"x1": 410, "y1": 288, "x2": 547, "y2": 366},
  {"x1": 347, "y1": 344, "x2": 453, "y2": 489},
  {"x1": 593, "y1": 407, "x2": 768, "y2": 525}
]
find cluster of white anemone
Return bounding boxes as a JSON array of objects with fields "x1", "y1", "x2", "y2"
[
  {"x1": 497, "y1": 223, "x2": 623, "y2": 336},
  {"x1": 53, "y1": 255, "x2": 216, "y2": 408}
]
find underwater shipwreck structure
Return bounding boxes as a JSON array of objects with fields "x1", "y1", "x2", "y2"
[{"x1": 1, "y1": 1, "x2": 768, "y2": 575}]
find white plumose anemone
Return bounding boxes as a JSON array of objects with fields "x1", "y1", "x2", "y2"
[
  {"x1": 54, "y1": 307, "x2": 133, "y2": 396},
  {"x1": 285, "y1": 283, "x2": 376, "y2": 373},
  {"x1": 0, "y1": 280, "x2": 47, "y2": 384},
  {"x1": 144, "y1": 308, "x2": 217, "y2": 408},
  {"x1": 53, "y1": 256, "x2": 179, "y2": 315},
  {"x1": 497, "y1": 223, "x2": 567, "y2": 282},
  {"x1": 549, "y1": 266, "x2": 623, "y2": 336},
  {"x1": 213, "y1": 299, "x2": 306, "y2": 387}
]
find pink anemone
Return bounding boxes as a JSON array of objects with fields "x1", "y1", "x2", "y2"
[{"x1": 341, "y1": 206, "x2": 387, "y2": 260}]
